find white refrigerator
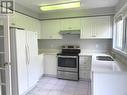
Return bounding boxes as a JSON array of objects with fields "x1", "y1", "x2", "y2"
[{"x1": 10, "y1": 28, "x2": 39, "y2": 95}]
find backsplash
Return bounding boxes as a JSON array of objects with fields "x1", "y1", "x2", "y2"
[{"x1": 38, "y1": 35, "x2": 112, "y2": 53}]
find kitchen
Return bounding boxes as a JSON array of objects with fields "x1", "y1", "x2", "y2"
[{"x1": 0, "y1": 0, "x2": 127, "y2": 95}]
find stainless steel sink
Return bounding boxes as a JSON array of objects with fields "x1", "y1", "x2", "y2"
[{"x1": 96, "y1": 56, "x2": 114, "y2": 61}]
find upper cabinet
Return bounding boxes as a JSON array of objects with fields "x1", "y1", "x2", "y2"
[
  {"x1": 11, "y1": 14, "x2": 112, "y2": 39},
  {"x1": 80, "y1": 16, "x2": 112, "y2": 39},
  {"x1": 60, "y1": 18, "x2": 81, "y2": 30},
  {"x1": 10, "y1": 12, "x2": 41, "y2": 39},
  {"x1": 40, "y1": 20, "x2": 62, "y2": 39},
  {"x1": 39, "y1": 18, "x2": 81, "y2": 39},
  {"x1": 40, "y1": 17, "x2": 112, "y2": 39}
]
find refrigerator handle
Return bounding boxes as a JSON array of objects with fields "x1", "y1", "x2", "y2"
[
  {"x1": 27, "y1": 45, "x2": 30, "y2": 64},
  {"x1": 25, "y1": 45, "x2": 28, "y2": 65}
]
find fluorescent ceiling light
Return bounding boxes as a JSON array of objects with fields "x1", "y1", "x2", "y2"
[{"x1": 40, "y1": 1, "x2": 80, "y2": 11}]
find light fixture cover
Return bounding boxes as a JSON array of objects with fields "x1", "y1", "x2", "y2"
[{"x1": 40, "y1": 1, "x2": 80, "y2": 11}]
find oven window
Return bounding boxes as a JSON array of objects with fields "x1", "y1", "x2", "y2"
[{"x1": 58, "y1": 57, "x2": 77, "y2": 68}]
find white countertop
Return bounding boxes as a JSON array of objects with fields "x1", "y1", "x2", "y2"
[
  {"x1": 92, "y1": 56, "x2": 120, "y2": 72},
  {"x1": 80, "y1": 53, "x2": 127, "y2": 95},
  {"x1": 79, "y1": 52, "x2": 127, "y2": 72},
  {"x1": 39, "y1": 51, "x2": 127, "y2": 72}
]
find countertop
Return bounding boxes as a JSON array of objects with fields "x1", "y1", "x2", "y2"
[
  {"x1": 39, "y1": 51, "x2": 127, "y2": 72},
  {"x1": 80, "y1": 52, "x2": 127, "y2": 72},
  {"x1": 91, "y1": 54, "x2": 127, "y2": 95}
]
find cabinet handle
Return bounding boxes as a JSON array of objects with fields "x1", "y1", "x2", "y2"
[
  {"x1": 27, "y1": 45, "x2": 30, "y2": 64},
  {"x1": 25, "y1": 45, "x2": 28, "y2": 64}
]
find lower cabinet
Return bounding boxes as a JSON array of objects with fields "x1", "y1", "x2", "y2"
[
  {"x1": 43, "y1": 54, "x2": 57, "y2": 76},
  {"x1": 43, "y1": 54, "x2": 92, "y2": 79},
  {"x1": 38, "y1": 54, "x2": 44, "y2": 77},
  {"x1": 79, "y1": 56, "x2": 92, "y2": 80}
]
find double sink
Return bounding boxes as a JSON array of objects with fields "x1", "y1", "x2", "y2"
[{"x1": 96, "y1": 56, "x2": 114, "y2": 61}]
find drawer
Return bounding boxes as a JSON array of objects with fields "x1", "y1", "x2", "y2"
[
  {"x1": 80, "y1": 60, "x2": 91, "y2": 64},
  {"x1": 57, "y1": 71, "x2": 78, "y2": 80},
  {"x1": 80, "y1": 56, "x2": 92, "y2": 61},
  {"x1": 79, "y1": 68, "x2": 91, "y2": 72},
  {"x1": 79, "y1": 64, "x2": 91, "y2": 68}
]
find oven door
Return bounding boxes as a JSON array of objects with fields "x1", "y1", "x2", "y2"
[{"x1": 57, "y1": 55, "x2": 78, "y2": 72}]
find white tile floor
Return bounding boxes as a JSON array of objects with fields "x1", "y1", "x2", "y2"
[{"x1": 26, "y1": 77, "x2": 91, "y2": 95}]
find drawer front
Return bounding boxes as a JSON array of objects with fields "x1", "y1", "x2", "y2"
[
  {"x1": 80, "y1": 56, "x2": 91, "y2": 61},
  {"x1": 57, "y1": 71, "x2": 78, "y2": 80},
  {"x1": 80, "y1": 57, "x2": 91, "y2": 65},
  {"x1": 80, "y1": 64, "x2": 90, "y2": 67},
  {"x1": 79, "y1": 56, "x2": 92, "y2": 80}
]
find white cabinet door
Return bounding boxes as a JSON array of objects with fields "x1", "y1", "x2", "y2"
[
  {"x1": 93, "y1": 73, "x2": 127, "y2": 95},
  {"x1": 40, "y1": 20, "x2": 62, "y2": 39},
  {"x1": 26, "y1": 31, "x2": 39, "y2": 88},
  {"x1": 44, "y1": 54, "x2": 57, "y2": 76},
  {"x1": 13, "y1": 12, "x2": 41, "y2": 39},
  {"x1": 15, "y1": 30, "x2": 28, "y2": 95},
  {"x1": 79, "y1": 56, "x2": 92, "y2": 80},
  {"x1": 80, "y1": 16, "x2": 112, "y2": 39},
  {"x1": 38, "y1": 54, "x2": 44, "y2": 77},
  {"x1": 60, "y1": 18, "x2": 81, "y2": 30}
]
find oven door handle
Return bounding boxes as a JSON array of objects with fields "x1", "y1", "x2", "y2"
[{"x1": 57, "y1": 55, "x2": 78, "y2": 58}]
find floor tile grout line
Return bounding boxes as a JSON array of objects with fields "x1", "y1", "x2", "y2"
[{"x1": 26, "y1": 77, "x2": 91, "y2": 95}]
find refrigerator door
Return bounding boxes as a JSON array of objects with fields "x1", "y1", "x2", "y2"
[
  {"x1": 26, "y1": 31, "x2": 38, "y2": 88},
  {"x1": 11, "y1": 29, "x2": 28, "y2": 95}
]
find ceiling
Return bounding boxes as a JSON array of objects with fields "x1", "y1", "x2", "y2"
[{"x1": 15, "y1": 0, "x2": 119, "y2": 13}]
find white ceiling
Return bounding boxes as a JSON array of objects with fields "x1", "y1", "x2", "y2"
[{"x1": 15, "y1": 0, "x2": 119, "y2": 13}]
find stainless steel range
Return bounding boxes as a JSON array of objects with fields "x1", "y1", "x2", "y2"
[{"x1": 57, "y1": 45, "x2": 80, "y2": 80}]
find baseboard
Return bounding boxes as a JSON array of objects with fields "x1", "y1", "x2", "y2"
[
  {"x1": 38, "y1": 74, "x2": 45, "y2": 80},
  {"x1": 22, "y1": 74, "x2": 44, "y2": 95},
  {"x1": 22, "y1": 83, "x2": 37, "y2": 95}
]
